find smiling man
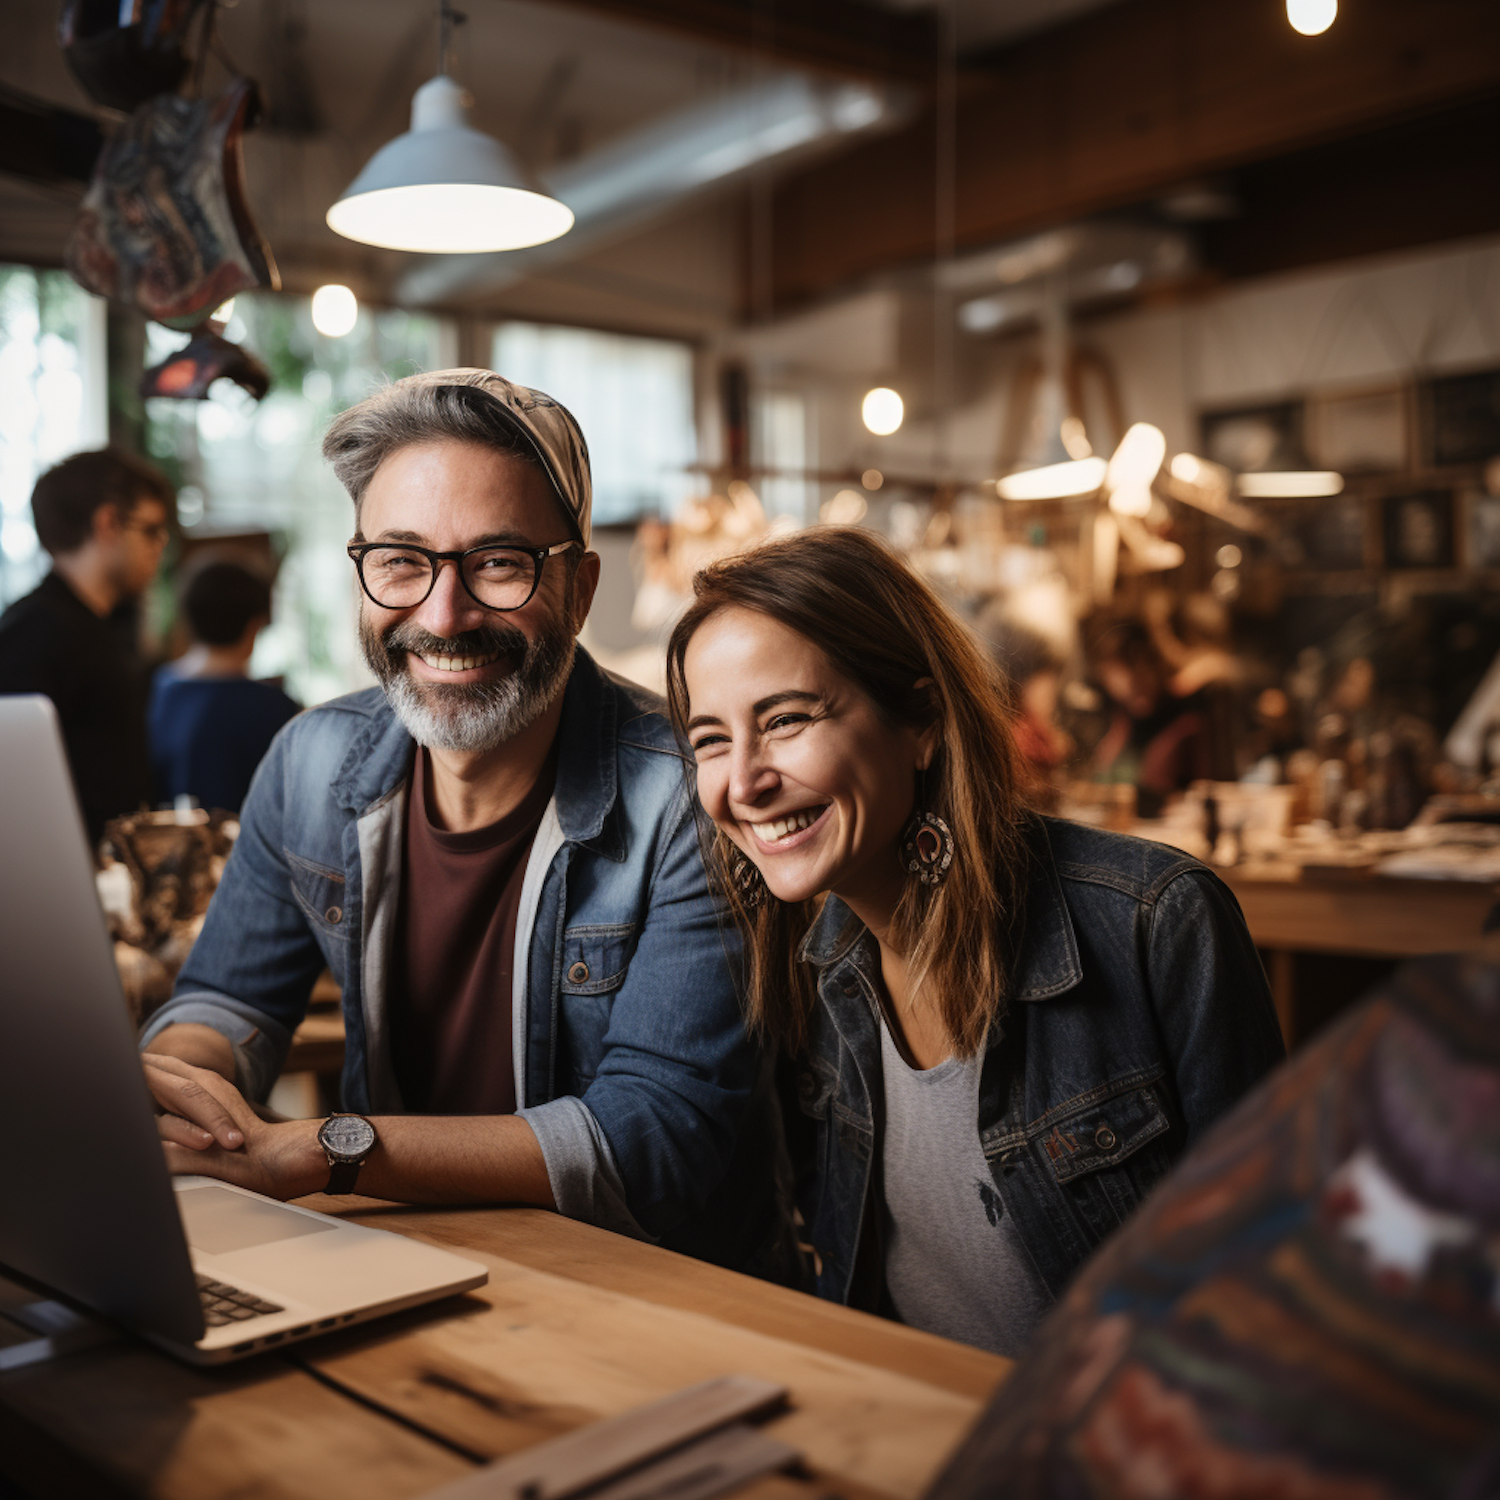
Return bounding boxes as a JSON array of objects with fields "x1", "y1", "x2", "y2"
[{"x1": 137, "y1": 369, "x2": 788, "y2": 1276}]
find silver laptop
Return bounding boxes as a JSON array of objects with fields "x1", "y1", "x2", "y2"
[{"x1": 0, "y1": 695, "x2": 487, "y2": 1364}]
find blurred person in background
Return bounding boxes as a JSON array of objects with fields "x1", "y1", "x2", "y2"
[
  {"x1": 1088, "y1": 617, "x2": 1211, "y2": 816},
  {"x1": 0, "y1": 448, "x2": 174, "y2": 843},
  {"x1": 977, "y1": 606, "x2": 1071, "y2": 809},
  {"x1": 1142, "y1": 589, "x2": 1243, "y2": 781},
  {"x1": 149, "y1": 557, "x2": 299, "y2": 814}
]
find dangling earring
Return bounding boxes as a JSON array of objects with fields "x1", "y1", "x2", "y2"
[
  {"x1": 902, "y1": 772, "x2": 955, "y2": 888},
  {"x1": 728, "y1": 848, "x2": 770, "y2": 909}
]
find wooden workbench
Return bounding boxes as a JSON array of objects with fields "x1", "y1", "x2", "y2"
[
  {"x1": 1216, "y1": 863, "x2": 1494, "y2": 1044},
  {"x1": 0, "y1": 1204, "x2": 1007, "y2": 1500}
]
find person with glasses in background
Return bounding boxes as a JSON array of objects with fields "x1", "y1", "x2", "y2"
[
  {"x1": 0, "y1": 448, "x2": 175, "y2": 844},
  {"x1": 133, "y1": 369, "x2": 792, "y2": 1281}
]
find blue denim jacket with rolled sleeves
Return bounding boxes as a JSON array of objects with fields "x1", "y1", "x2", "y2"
[
  {"x1": 140, "y1": 649, "x2": 784, "y2": 1272},
  {"x1": 786, "y1": 816, "x2": 1286, "y2": 1310}
]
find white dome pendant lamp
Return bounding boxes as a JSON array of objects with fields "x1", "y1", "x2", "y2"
[{"x1": 326, "y1": 2, "x2": 573, "y2": 254}]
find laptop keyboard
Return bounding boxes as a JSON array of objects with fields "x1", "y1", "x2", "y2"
[{"x1": 196, "y1": 1272, "x2": 284, "y2": 1327}]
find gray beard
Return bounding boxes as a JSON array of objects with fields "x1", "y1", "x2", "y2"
[{"x1": 359, "y1": 609, "x2": 575, "y2": 754}]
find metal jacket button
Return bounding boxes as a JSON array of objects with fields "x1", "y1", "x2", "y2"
[
  {"x1": 568, "y1": 961, "x2": 590, "y2": 984},
  {"x1": 325, "y1": 906, "x2": 342, "y2": 924},
  {"x1": 1094, "y1": 1124, "x2": 1116, "y2": 1151}
]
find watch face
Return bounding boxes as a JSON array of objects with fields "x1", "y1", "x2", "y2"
[{"x1": 320, "y1": 1114, "x2": 375, "y2": 1160}]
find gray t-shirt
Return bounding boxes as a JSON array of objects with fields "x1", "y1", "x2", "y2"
[{"x1": 880, "y1": 1017, "x2": 1055, "y2": 1357}]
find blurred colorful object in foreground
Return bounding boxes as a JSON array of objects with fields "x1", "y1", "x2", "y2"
[
  {"x1": 67, "y1": 77, "x2": 279, "y2": 328},
  {"x1": 139, "y1": 327, "x2": 270, "y2": 402},
  {"x1": 927, "y1": 947, "x2": 1500, "y2": 1500}
]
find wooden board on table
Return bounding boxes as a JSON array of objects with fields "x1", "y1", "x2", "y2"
[
  {"x1": 421, "y1": 1380, "x2": 789, "y2": 1500},
  {"x1": 290, "y1": 1225, "x2": 1002, "y2": 1500}
]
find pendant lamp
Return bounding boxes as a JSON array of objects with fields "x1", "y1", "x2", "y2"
[{"x1": 326, "y1": 3, "x2": 573, "y2": 255}]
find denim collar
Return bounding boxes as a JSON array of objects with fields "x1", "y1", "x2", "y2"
[
  {"x1": 796, "y1": 814, "x2": 1082, "y2": 1002},
  {"x1": 328, "y1": 647, "x2": 623, "y2": 858}
]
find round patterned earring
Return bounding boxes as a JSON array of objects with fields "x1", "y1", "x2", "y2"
[
  {"x1": 901, "y1": 808, "x2": 955, "y2": 887},
  {"x1": 728, "y1": 848, "x2": 770, "y2": 908}
]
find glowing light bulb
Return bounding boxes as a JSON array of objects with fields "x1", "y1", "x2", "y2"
[
  {"x1": 311, "y1": 285, "x2": 359, "y2": 338},
  {"x1": 862, "y1": 387, "x2": 903, "y2": 436},
  {"x1": 1287, "y1": 0, "x2": 1336, "y2": 36},
  {"x1": 821, "y1": 490, "x2": 868, "y2": 526}
]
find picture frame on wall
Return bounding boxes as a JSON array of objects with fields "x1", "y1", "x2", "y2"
[
  {"x1": 1427, "y1": 368, "x2": 1500, "y2": 468},
  {"x1": 1201, "y1": 400, "x2": 1307, "y2": 474},
  {"x1": 1382, "y1": 489, "x2": 1455, "y2": 569},
  {"x1": 1275, "y1": 494, "x2": 1368, "y2": 571},
  {"x1": 1305, "y1": 386, "x2": 1410, "y2": 473}
]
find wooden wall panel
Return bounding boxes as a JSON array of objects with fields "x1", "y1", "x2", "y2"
[{"x1": 766, "y1": 0, "x2": 1500, "y2": 309}]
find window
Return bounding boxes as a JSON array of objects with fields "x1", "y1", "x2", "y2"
[
  {"x1": 752, "y1": 388, "x2": 813, "y2": 524},
  {"x1": 144, "y1": 294, "x2": 452, "y2": 705},
  {"x1": 492, "y1": 322, "x2": 698, "y2": 525},
  {"x1": 0, "y1": 267, "x2": 107, "y2": 608}
]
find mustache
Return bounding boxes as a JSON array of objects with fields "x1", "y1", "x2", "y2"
[{"x1": 381, "y1": 619, "x2": 527, "y2": 661}]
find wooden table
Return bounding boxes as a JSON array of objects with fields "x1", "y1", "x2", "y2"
[
  {"x1": 1216, "y1": 863, "x2": 1494, "y2": 1044},
  {"x1": 0, "y1": 1203, "x2": 1007, "y2": 1500}
]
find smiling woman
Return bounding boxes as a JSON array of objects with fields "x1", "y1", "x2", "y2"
[{"x1": 664, "y1": 529, "x2": 1285, "y2": 1357}]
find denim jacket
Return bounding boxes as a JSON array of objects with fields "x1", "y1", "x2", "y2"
[
  {"x1": 141, "y1": 650, "x2": 785, "y2": 1271},
  {"x1": 787, "y1": 815, "x2": 1285, "y2": 1310}
]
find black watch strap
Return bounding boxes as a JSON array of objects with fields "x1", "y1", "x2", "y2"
[{"x1": 325, "y1": 1158, "x2": 363, "y2": 1195}]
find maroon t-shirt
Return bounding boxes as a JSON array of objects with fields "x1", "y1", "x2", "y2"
[{"x1": 389, "y1": 747, "x2": 556, "y2": 1114}]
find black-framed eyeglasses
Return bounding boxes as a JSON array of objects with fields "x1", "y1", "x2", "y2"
[{"x1": 346, "y1": 538, "x2": 580, "y2": 612}]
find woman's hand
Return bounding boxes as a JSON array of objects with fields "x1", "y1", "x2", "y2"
[{"x1": 142, "y1": 1052, "x2": 326, "y2": 1200}]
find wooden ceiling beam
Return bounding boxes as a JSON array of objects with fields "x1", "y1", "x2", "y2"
[
  {"x1": 764, "y1": 0, "x2": 1500, "y2": 309},
  {"x1": 549, "y1": 0, "x2": 940, "y2": 83}
]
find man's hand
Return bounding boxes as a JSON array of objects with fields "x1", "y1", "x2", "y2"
[
  {"x1": 141, "y1": 1053, "x2": 557, "y2": 1208},
  {"x1": 143, "y1": 1053, "x2": 325, "y2": 1200}
]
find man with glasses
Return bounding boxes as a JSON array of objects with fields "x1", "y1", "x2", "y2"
[
  {"x1": 0, "y1": 447, "x2": 175, "y2": 843},
  {"x1": 137, "y1": 369, "x2": 789, "y2": 1278}
]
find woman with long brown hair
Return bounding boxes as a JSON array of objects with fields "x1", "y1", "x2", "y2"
[{"x1": 666, "y1": 527, "x2": 1283, "y2": 1357}]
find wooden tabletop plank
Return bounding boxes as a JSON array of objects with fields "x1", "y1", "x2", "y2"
[
  {"x1": 0, "y1": 1205, "x2": 1005, "y2": 1500},
  {"x1": 289, "y1": 1210, "x2": 1003, "y2": 1500},
  {"x1": 0, "y1": 1305, "x2": 470, "y2": 1500},
  {"x1": 325, "y1": 1202, "x2": 1007, "y2": 1402}
]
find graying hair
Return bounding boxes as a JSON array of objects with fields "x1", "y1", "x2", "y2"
[{"x1": 322, "y1": 373, "x2": 539, "y2": 516}]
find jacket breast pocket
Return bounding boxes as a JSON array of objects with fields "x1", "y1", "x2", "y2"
[
  {"x1": 555, "y1": 923, "x2": 637, "y2": 1094},
  {"x1": 285, "y1": 850, "x2": 348, "y2": 942},
  {"x1": 559, "y1": 922, "x2": 636, "y2": 996},
  {"x1": 1034, "y1": 1070, "x2": 1175, "y2": 1242}
]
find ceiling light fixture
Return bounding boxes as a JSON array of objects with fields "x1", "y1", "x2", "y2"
[
  {"x1": 1105, "y1": 422, "x2": 1165, "y2": 517},
  {"x1": 1236, "y1": 471, "x2": 1344, "y2": 498},
  {"x1": 326, "y1": 1, "x2": 573, "y2": 254},
  {"x1": 995, "y1": 458, "x2": 1106, "y2": 501},
  {"x1": 1286, "y1": 0, "x2": 1336, "y2": 35}
]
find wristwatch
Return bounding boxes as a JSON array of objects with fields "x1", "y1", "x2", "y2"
[{"x1": 317, "y1": 1113, "x2": 377, "y2": 1195}]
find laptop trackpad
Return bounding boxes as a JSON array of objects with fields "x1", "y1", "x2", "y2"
[{"x1": 178, "y1": 1184, "x2": 339, "y2": 1255}]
